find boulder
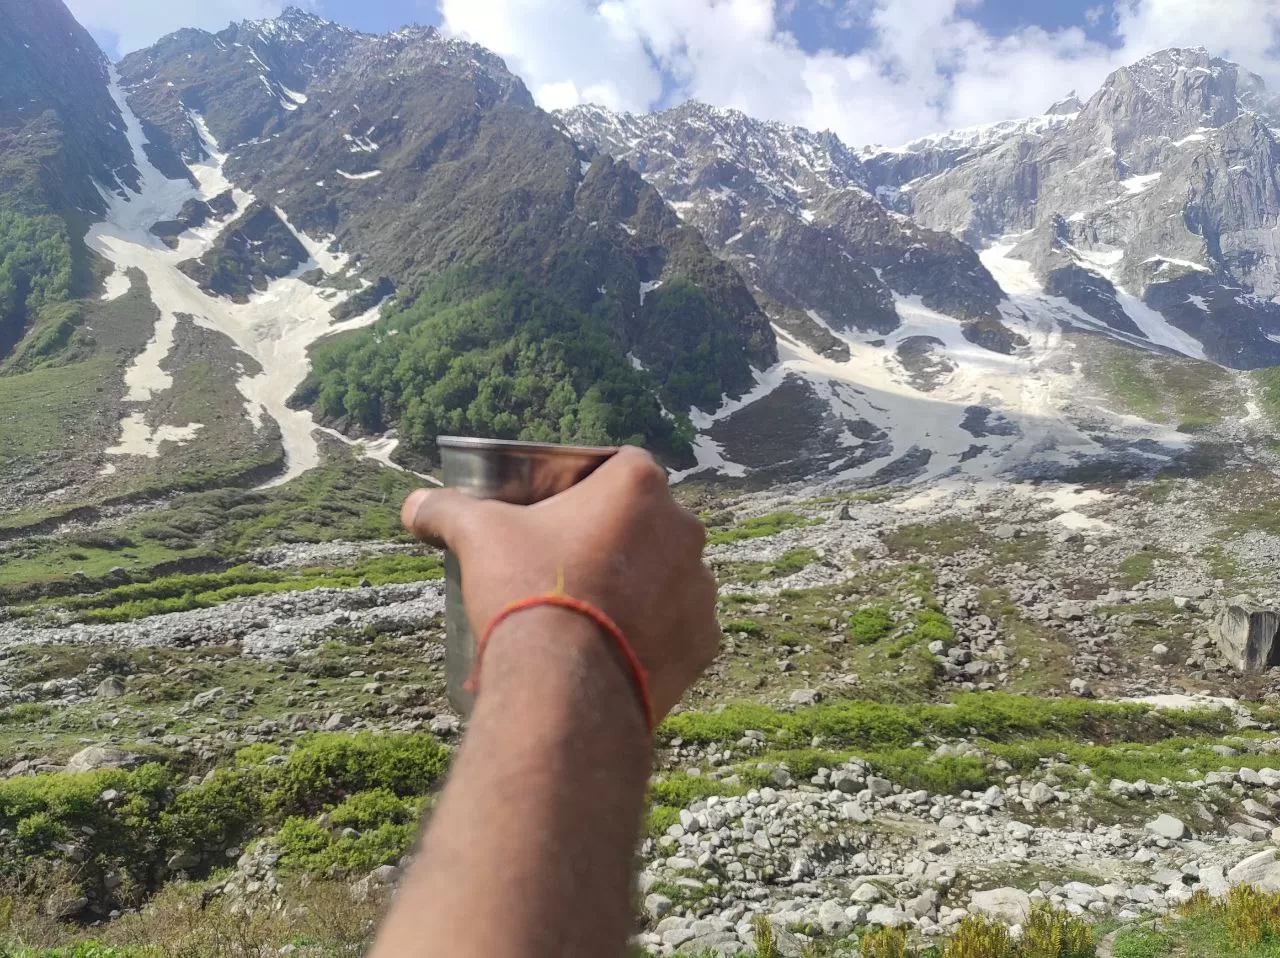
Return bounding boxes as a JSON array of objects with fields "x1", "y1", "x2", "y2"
[
  {"x1": 645, "y1": 894, "x2": 673, "y2": 920},
  {"x1": 66, "y1": 745, "x2": 139, "y2": 772},
  {"x1": 866, "y1": 904, "x2": 911, "y2": 928},
  {"x1": 1212, "y1": 605, "x2": 1280, "y2": 672},
  {"x1": 969, "y1": 887, "x2": 1032, "y2": 924},
  {"x1": 1145, "y1": 814, "x2": 1187, "y2": 840},
  {"x1": 191, "y1": 686, "x2": 225, "y2": 709},
  {"x1": 95, "y1": 676, "x2": 126, "y2": 699},
  {"x1": 1229, "y1": 851, "x2": 1276, "y2": 887}
]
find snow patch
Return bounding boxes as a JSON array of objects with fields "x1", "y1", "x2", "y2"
[
  {"x1": 639, "y1": 280, "x2": 663, "y2": 306},
  {"x1": 1119, "y1": 172, "x2": 1162, "y2": 195},
  {"x1": 100, "y1": 266, "x2": 131, "y2": 302},
  {"x1": 1144, "y1": 255, "x2": 1210, "y2": 273},
  {"x1": 106, "y1": 415, "x2": 203, "y2": 458},
  {"x1": 336, "y1": 169, "x2": 383, "y2": 180},
  {"x1": 89, "y1": 69, "x2": 390, "y2": 489}
]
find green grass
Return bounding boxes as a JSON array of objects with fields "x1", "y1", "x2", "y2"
[
  {"x1": 0, "y1": 732, "x2": 449, "y2": 909},
  {"x1": 1112, "y1": 928, "x2": 1174, "y2": 958},
  {"x1": 0, "y1": 355, "x2": 120, "y2": 464},
  {"x1": 850, "y1": 606, "x2": 896, "y2": 644},
  {"x1": 40, "y1": 554, "x2": 443, "y2": 623},
  {"x1": 1117, "y1": 552, "x2": 1158, "y2": 588},
  {"x1": 882, "y1": 519, "x2": 981, "y2": 557},
  {"x1": 0, "y1": 450, "x2": 424, "y2": 596},
  {"x1": 723, "y1": 547, "x2": 820, "y2": 583},
  {"x1": 1082, "y1": 341, "x2": 1242, "y2": 433},
  {"x1": 1254, "y1": 367, "x2": 1280, "y2": 431},
  {"x1": 659, "y1": 693, "x2": 1234, "y2": 750},
  {"x1": 707, "y1": 511, "x2": 822, "y2": 546}
]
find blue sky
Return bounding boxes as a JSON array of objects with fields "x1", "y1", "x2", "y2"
[
  {"x1": 68, "y1": 0, "x2": 1280, "y2": 146},
  {"x1": 79, "y1": 0, "x2": 1124, "y2": 62}
]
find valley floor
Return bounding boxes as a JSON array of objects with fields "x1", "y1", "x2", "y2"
[{"x1": 6, "y1": 459, "x2": 1280, "y2": 955}]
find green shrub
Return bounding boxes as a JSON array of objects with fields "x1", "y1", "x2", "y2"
[
  {"x1": 161, "y1": 766, "x2": 266, "y2": 854},
  {"x1": 649, "y1": 774, "x2": 734, "y2": 809},
  {"x1": 723, "y1": 618, "x2": 764, "y2": 635},
  {"x1": 299, "y1": 270, "x2": 685, "y2": 461},
  {"x1": 277, "y1": 815, "x2": 416, "y2": 876},
  {"x1": 646, "y1": 806, "x2": 680, "y2": 839},
  {"x1": 1021, "y1": 903, "x2": 1094, "y2": 957},
  {"x1": 862, "y1": 750, "x2": 991, "y2": 794},
  {"x1": 327, "y1": 789, "x2": 419, "y2": 830},
  {"x1": 850, "y1": 607, "x2": 895, "y2": 644},
  {"x1": 861, "y1": 925, "x2": 914, "y2": 958},
  {"x1": 272, "y1": 732, "x2": 449, "y2": 813},
  {"x1": 910, "y1": 610, "x2": 954, "y2": 644},
  {"x1": 0, "y1": 733, "x2": 449, "y2": 906},
  {"x1": 659, "y1": 693, "x2": 1231, "y2": 750},
  {"x1": 944, "y1": 913, "x2": 1014, "y2": 958}
]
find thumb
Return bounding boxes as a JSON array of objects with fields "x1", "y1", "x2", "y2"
[{"x1": 401, "y1": 488, "x2": 488, "y2": 551}]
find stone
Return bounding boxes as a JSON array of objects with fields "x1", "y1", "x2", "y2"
[
  {"x1": 1212, "y1": 605, "x2": 1280, "y2": 672},
  {"x1": 1054, "y1": 601, "x2": 1088, "y2": 621},
  {"x1": 191, "y1": 686, "x2": 225, "y2": 709},
  {"x1": 866, "y1": 905, "x2": 911, "y2": 928},
  {"x1": 1146, "y1": 814, "x2": 1187, "y2": 840},
  {"x1": 852, "y1": 882, "x2": 884, "y2": 903},
  {"x1": 789, "y1": 689, "x2": 821, "y2": 705},
  {"x1": 907, "y1": 889, "x2": 940, "y2": 919},
  {"x1": 367, "y1": 864, "x2": 400, "y2": 886},
  {"x1": 841, "y1": 801, "x2": 871, "y2": 823},
  {"x1": 1029, "y1": 782, "x2": 1056, "y2": 806},
  {"x1": 323, "y1": 712, "x2": 353, "y2": 731},
  {"x1": 644, "y1": 894, "x2": 673, "y2": 920},
  {"x1": 1255, "y1": 864, "x2": 1280, "y2": 893},
  {"x1": 867, "y1": 776, "x2": 894, "y2": 798},
  {"x1": 1239, "y1": 768, "x2": 1265, "y2": 786},
  {"x1": 45, "y1": 895, "x2": 89, "y2": 919},
  {"x1": 430, "y1": 714, "x2": 461, "y2": 736},
  {"x1": 66, "y1": 746, "x2": 138, "y2": 772},
  {"x1": 95, "y1": 676, "x2": 126, "y2": 698},
  {"x1": 969, "y1": 887, "x2": 1033, "y2": 924},
  {"x1": 1229, "y1": 850, "x2": 1277, "y2": 886},
  {"x1": 167, "y1": 850, "x2": 201, "y2": 871},
  {"x1": 817, "y1": 899, "x2": 852, "y2": 935}
]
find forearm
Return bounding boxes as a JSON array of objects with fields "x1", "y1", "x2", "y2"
[{"x1": 372, "y1": 607, "x2": 653, "y2": 958}]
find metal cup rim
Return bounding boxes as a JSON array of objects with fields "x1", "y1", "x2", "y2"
[{"x1": 437, "y1": 436, "x2": 620, "y2": 457}]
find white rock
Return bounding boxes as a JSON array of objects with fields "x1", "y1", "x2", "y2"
[
  {"x1": 969, "y1": 887, "x2": 1032, "y2": 925},
  {"x1": 866, "y1": 905, "x2": 911, "y2": 928},
  {"x1": 1145, "y1": 814, "x2": 1187, "y2": 840}
]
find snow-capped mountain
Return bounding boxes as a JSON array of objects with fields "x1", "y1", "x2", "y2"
[
  {"x1": 2, "y1": 0, "x2": 1278, "y2": 511},
  {"x1": 871, "y1": 48, "x2": 1280, "y2": 369},
  {"x1": 558, "y1": 50, "x2": 1280, "y2": 485}
]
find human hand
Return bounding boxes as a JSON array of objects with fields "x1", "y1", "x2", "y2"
[{"x1": 401, "y1": 447, "x2": 721, "y2": 722}]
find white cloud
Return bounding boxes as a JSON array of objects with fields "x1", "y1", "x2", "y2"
[
  {"x1": 436, "y1": 0, "x2": 1280, "y2": 148},
  {"x1": 65, "y1": 0, "x2": 315, "y2": 57}
]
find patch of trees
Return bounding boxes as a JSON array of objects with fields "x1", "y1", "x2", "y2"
[
  {"x1": 0, "y1": 205, "x2": 73, "y2": 357},
  {"x1": 297, "y1": 270, "x2": 693, "y2": 462}
]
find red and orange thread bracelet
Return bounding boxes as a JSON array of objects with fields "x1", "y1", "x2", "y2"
[{"x1": 463, "y1": 572, "x2": 656, "y2": 733}]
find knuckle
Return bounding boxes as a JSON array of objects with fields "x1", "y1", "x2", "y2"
[{"x1": 618, "y1": 447, "x2": 666, "y2": 492}]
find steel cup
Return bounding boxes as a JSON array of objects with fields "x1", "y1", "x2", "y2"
[{"x1": 437, "y1": 436, "x2": 618, "y2": 713}]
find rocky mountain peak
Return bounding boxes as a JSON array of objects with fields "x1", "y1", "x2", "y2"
[
  {"x1": 1046, "y1": 93, "x2": 1084, "y2": 116},
  {"x1": 1085, "y1": 47, "x2": 1277, "y2": 146}
]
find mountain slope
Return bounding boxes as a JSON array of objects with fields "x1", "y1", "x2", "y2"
[
  {"x1": 867, "y1": 48, "x2": 1280, "y2": 370},
  {"x1": 1, "y1": 2, "x2": 788, "y2": 513},
  {"x1": 113, "y1": 12, "x2": 776, "y2": 440}
]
